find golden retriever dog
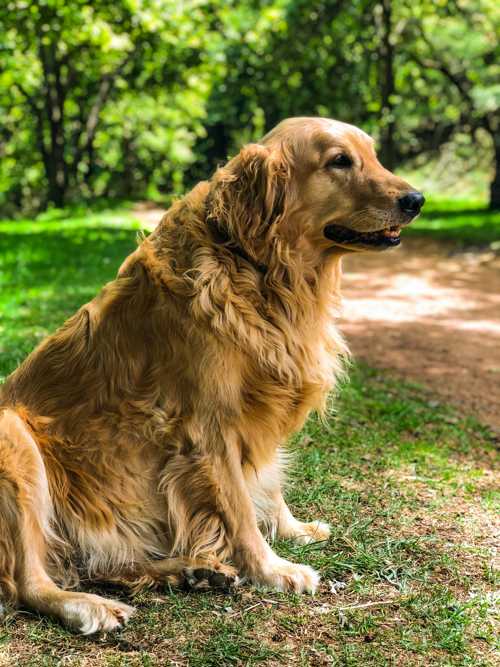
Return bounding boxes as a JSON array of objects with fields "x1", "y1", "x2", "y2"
[{"x1": 0, "y1": 117, "x2": 424, "y2": 634}]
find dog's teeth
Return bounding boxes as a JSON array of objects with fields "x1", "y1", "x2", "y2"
[{"x1": 382, "y1": 227, "x2": 401, "y2": 238}]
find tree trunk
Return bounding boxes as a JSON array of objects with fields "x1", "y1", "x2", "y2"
[
  {"x1": 35, "y1": 4, "x2": 69, "y2": 208},
  {"x1": 489, "y1": 131, "x2": 500, "y2": 210},
  {"x1": 185, "y1": 120, "x2": 230, "y2": 187},
  {"x1": 38, "y1": 45, "x2": 68, "y2": 207},
  {"x1": 378, "y1": 0, "x2": 396, "y2": 170},
  {"x1": 122, "y1": 133, "x2": 136, "y2": 197},
  {"x1": 46, "y1": 173, "x2": 66, "y2": 209}
]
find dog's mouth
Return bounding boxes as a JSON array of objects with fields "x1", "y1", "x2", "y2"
[{"x1": 323, "y1": 224, "x2": 402, "y2": 248}]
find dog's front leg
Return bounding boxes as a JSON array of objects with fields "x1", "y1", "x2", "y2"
[{"x1": 209, "y1": 432, "x2": 320, "y2": 594}]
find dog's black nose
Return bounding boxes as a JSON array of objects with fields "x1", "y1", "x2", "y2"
[{"x1": 398, "y1": 192, "x2": 425, "y2": 216}]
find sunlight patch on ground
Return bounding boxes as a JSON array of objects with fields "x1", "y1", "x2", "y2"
[
  {"x1": 340, "y1": 240, "x2": 500, "y2": 430},
  {"x1": 342, "y1": 269, "x2": 500, "y2": 339},
  {"x1": 342, "y1": 272, "x2": 476, "y2": 322}
]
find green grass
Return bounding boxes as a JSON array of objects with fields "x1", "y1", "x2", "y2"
[
  {"x1": 0, "y1": 208, "x2": 141, "y2": 381},
  {"x1": 407, "y1": 198, "x2": 500, "y2": 246},
  {"x1": 0, "y1": 209, "x2": 499, "y2": 666}
]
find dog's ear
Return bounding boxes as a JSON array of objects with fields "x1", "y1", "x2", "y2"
[{"x1": 207, "y1": 143, "x2": 291, "y2": 255}]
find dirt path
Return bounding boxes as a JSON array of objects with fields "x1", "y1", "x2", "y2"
[
  {"x1": 132, "y1": 204, "x2": 500, "y2": 432},
  {"x1": 341, "y1": 239, "x2": 500, "y2": 432}
]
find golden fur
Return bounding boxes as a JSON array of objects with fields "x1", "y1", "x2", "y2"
[{"x1": 0, "y1": 117, "x2": 419, "y2": 633}]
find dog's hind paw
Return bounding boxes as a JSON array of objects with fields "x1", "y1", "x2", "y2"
[{"x1": 289, "y1": 520, "x2": 331, "y2": 545}]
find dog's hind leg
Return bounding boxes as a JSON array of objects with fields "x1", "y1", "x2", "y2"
[
  {"x1": 248, "y1": 452, "x2": 331, "y2": 546},
  {"x1": 275, "y1": 497, "x2": 331, "y2": 545},
  {"x1": 0, "y1": 409, "x2": 134, "y2": 634}
]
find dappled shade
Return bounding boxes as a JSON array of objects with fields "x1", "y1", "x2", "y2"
[{"x1": 341, "y1": 238, "x2": 500, "y2": 430}]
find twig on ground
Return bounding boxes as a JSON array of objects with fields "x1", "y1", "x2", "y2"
[{"x1": 336, "y1": 599, "x2": 403, "y2": 612}]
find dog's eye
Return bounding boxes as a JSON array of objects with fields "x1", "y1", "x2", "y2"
[{"x1": 325, "y1": 154, "x2": 353, "y2": 169}]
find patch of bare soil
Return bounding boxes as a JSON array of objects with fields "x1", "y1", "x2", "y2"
[
  {"x1": 132, "y1": 204, "x2": 500, "y2": 432},
  {"x1": 132, "y1": 201, "x2": 168, "y2": 228},
  {"x1": 341, "y1": 238, "x2": 500, "y2": 432}
]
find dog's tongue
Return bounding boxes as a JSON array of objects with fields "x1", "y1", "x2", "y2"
[{"x1": 382, "y1": 225, "x2": 401, "y2": 239}]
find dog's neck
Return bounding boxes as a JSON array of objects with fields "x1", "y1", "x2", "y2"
[
  {"x1": 204, "y1": 211, "x2": 269, "y2": 276},
  {"x1": 145, "y1": 184, "x2": 343, "y2": 324}
]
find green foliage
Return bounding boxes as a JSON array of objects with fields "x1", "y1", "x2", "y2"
[
  {"x1": 0, "y1": 0, "x2": 217, "y2": 211},
  {"x1": 0, "y1": 0, "x2": 499, "y2": 213},
  {"x1": 0, "y1": 208, "x2": 140, "y2": 378}
]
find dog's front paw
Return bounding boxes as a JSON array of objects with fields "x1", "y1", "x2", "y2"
[
  {"x1": 184, "y1": 561, "x2": 239, "y2": 591},
  {"x1": 62, "y1": 593, "x2": 135, "y2": 635},
  {"x1": 252, "y1": 555, "x2": 320, "y2": 593},
  {"x1": 290, "y1": 520, "x2": 331, "y2": 545}
]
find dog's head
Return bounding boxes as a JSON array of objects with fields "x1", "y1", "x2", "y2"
[{"x1": 207, "y1": 117, "x2": 424, "y2": 265}]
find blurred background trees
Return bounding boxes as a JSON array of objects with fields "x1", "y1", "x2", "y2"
[{"x1": 0, "y1": 0, "x2": 498, "y2": 215}]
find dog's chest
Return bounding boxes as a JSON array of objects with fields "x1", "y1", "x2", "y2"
[{"x1": 239, "y1": 342, "x2": 336, "y2": 449}]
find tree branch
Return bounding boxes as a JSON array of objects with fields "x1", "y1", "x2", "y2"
[
  {"x1": 414, "y1": 27, "x2": 474, "y2": 107},
  {"x1": 72, "y1": 54, "x2": 133, "y2": 178},
  {"x1": 14, "y1": 82, "x2": 50, "y2": 171}
]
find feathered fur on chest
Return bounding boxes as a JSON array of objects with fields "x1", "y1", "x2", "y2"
[{"x1": 132, "y1": 194, "x2": 349, "y2": 460}]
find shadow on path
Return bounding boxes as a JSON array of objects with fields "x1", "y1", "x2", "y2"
[{"x1": 341, "y1": 238, "x2": 500, "y2": 431}]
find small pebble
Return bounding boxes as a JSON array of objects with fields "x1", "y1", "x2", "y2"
[{"x1": 329, "y1": 580, "x2": 347, "y2": 594}]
